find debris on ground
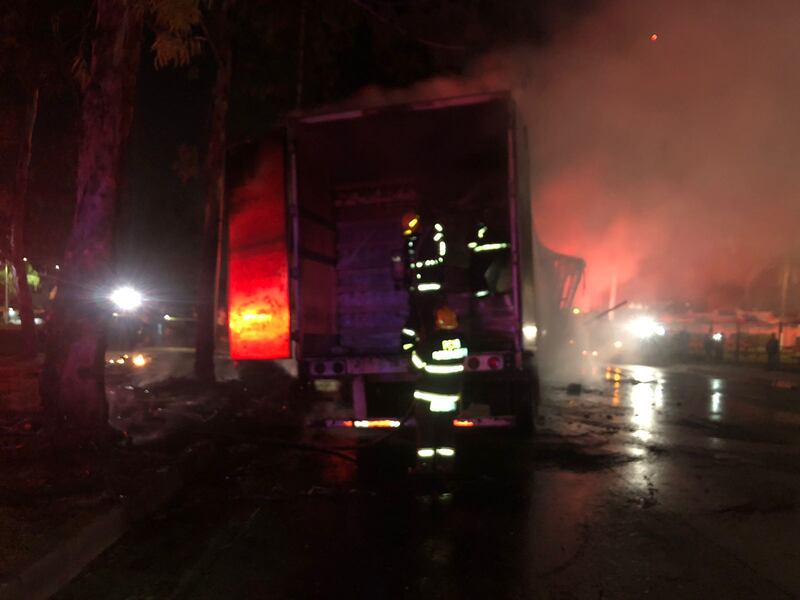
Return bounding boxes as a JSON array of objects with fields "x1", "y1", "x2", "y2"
[{"x1": 0, "y1": 354, "x2": 309, "y2": 584}]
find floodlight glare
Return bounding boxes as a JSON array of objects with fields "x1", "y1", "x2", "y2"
[
  {"x1": 109, "y1": 286, "x2": 142, "y2": 311},
  {"x1": 626, "y1": 316, "x2": 666, "y2": 339}
]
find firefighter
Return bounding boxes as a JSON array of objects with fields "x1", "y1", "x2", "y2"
[
  {"x1": 410, "y1": 305, "x2": 466, "y2": 472},
  {"x1": 468, "y1": 222, "x2": 510, "y2": 297},
  {"x1": 397, "y1": 212, "x2": 463, "y2": 471},
  {"x1": 399, "y1": 211, "x2": 447, "y2": 352},
  {"x1": 402, "y1": 211, "x2": 446, "y2": 297}
]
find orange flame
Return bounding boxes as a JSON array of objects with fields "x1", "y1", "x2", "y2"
[{"x1": 228, "y1": 144, "x2": 290, "y2": 360}]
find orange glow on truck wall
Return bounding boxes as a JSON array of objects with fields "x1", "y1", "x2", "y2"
[{"x1": 228, "y1": 144, "x2": 290, "y2": 359}]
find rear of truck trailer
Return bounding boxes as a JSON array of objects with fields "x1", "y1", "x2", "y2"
[
  {"x1": 228, "y1": 92, "x2": 538, "y2": 427},
  {"x1": 289, "y1": 93, "x2": 536, "y2": 422}
]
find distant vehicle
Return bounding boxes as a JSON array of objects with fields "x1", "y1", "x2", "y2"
[{"x1": 226, "y1": 92, "x2": 579, "y2": 434}]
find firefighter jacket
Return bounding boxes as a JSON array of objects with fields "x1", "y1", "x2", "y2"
[
  {"x1": 468, "y1": 223, "x2": 510, "y2": 297},
  {"x1": 410, "y1": 329, "x2": 467, "y2": 413},
  {"x1": 404, "y1": 220, "x2": 446, "y2": 296}
]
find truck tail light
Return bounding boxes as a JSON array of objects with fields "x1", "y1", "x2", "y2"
[{"x1": 353, "y1": 419, "x2": 401, "y2": 428}]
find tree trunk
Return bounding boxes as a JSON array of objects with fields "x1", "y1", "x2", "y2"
[
  {"x1": 11, "y1": 86, "x2": 39, "y2": 358},
  {"x1": 194, "y1": 4, "x2": 232, "y2": 383},
  {"x1": 40, "y1": 0, "x2": 143, "y2": 433}
]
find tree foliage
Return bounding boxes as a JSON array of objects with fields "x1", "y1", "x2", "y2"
[
  {"x1": 2, "y1": 0, "x2": 90, "y2": 93},
  {"x1": 148, "y1": 0, "x2": 204, "y2": 68}
]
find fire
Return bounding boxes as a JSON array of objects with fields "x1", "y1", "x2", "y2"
[{"x1": 228, "y1": 144, "x2": 290, "y2": 360}]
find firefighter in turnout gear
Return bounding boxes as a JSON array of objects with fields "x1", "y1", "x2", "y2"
[
  {"x1": 410, "y1": 306, "x2": 465, "y2": 471},
  {"x1": 398, "y1": 212, "x2": 463, "y2": 471},
  {"x1": 400, "y1": 211, "x2": 447, "y2": 351},
  {"x1": 468, "y1": 222, "x2": 510, "y2": 297},
  {"x1": 402, "y1": 212, "x2": 446, "y2": 297}
]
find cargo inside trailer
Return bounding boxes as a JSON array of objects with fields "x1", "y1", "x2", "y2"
[{"x1": 291, "y1": 96, "x2": 519, "y2": 358}]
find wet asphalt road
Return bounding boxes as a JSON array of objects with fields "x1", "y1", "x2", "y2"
[{"x1": 57, "y1": 358, "x2": 800, "y2": 599}]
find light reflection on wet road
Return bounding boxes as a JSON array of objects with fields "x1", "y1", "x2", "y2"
[{"x1": 59, "y1": 360, "x2": 800, "y2": 599}]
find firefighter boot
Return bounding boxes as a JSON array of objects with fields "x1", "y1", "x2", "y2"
[
  {"x1": 433, "y1": 411, "x2": 456, "y2": 474},
  {"x1": 412, "y1": 403, "x2": 436, "y2": 475}
]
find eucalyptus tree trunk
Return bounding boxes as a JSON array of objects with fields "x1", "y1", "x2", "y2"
[
  {"x1": 11, "y1": 86, "x2": 39, "y2": 358},
  {"x1": 40, "y1": 0, "x2": 143, "y2": 433},
  {"x1": 194, "y1": 2, "x2": 232, "y2": 383}
]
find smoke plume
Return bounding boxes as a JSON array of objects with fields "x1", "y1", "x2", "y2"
[{"x1": 349, "y1": 0, "x2": 800, "y2": 310}]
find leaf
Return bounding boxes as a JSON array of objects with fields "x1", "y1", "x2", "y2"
[
  {"x1": 151, "y1": 31, "x2": 202, "y2": 68},
  {"x1": 147, "y1": 0, "x2": 204, "y2": 68}
]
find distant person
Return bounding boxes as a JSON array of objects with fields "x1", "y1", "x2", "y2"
[{"x1": 766, "y1": 333, "x2": 780, "y2": 370}]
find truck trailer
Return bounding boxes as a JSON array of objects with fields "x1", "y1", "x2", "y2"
[{"x1": 227, "y1": 92, "x2": 545, "y2": 433}]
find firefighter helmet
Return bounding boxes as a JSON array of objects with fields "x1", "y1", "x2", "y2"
[
  {"x1": 435, "y1": 306, "x2": 458, "y2": 330},
  {"x1": 401, "y1": 212, "x2": 420, "y2": 235}
]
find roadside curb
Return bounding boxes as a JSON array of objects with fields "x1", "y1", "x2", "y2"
[{"x1": 0, "y1": 440, "x2": 217, "y2": 600}]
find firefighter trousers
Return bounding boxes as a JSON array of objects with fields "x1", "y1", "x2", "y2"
[{"x1": 415, "y1": 402, "x2": 455, "y2": 453}]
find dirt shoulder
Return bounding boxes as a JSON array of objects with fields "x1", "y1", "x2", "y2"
[{"x1": 0, "y1": 357, "x2": 303, "y2": 588}]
